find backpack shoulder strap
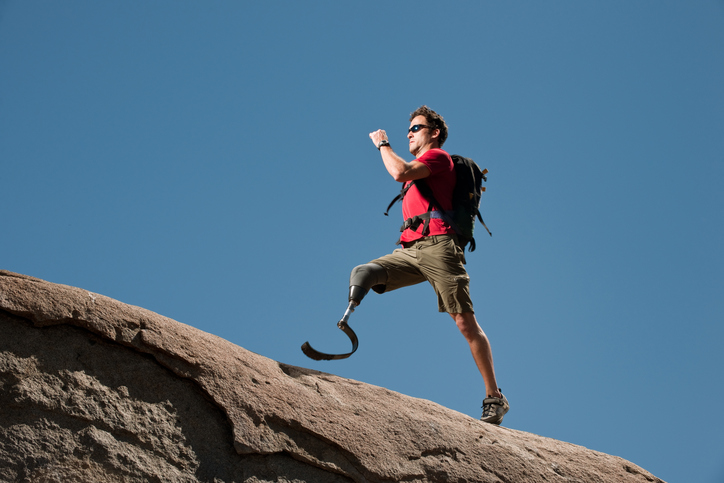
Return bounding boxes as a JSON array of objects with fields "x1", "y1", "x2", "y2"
[
  {"x1": 402, "y1": 178, "x2": 436, "y2": 236},
  {"x1": 384, "y1": 182, "x2": 412, "y2": 216},
  {"x1": 411, "y1": 177, "x2": 464, "y2": 236}
]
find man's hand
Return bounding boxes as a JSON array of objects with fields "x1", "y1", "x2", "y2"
[
  {"x1": 370, "y1": 128, "x2": 430, "y2": 182},
  {"x1": 369, "y1": 129, "x2": 388, "y2": 148}
]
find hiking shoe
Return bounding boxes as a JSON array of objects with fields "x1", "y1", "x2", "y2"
[{"x1": 480, "y1": 393, "x2": 509, "y2": 425}]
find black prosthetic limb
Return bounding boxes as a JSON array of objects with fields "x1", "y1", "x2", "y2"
[
  {"x1": 301, "y1": 264, "x2": 388, "y2": 361},
  {"x1": 348, "y1": 263, "x2": 388, "y2": 305}
]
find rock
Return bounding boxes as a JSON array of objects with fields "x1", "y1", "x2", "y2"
[{"x1": 0, "y1": 270, "x2": 665, "y2": 482}]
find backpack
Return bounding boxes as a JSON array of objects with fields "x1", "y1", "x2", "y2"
[{"x1": 384, "y1": 154, "x2": 491, "y2": 251}]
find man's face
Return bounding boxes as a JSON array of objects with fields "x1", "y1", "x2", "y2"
[{"x1": 408, "y1": 115, "x2": 438, "y2": 157}]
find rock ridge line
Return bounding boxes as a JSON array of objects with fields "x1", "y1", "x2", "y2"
[{"x1": 0, "y1": 270, "x2": 665, "y2": 482}]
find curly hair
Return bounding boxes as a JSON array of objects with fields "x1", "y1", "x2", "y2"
[{"x1": 409, "y1": 105, "x2": 448, "y2": 147}]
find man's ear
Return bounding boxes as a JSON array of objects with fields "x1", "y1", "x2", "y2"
[{"x1": 430, "y1": 128, "x2": 441, "y2": 141}]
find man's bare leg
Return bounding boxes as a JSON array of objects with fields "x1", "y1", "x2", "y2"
[{"x1": 450, "y1": 312, "x2": 502, "y2": 398}]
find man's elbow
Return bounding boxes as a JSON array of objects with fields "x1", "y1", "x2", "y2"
[
  {"x1": 392, "y1": 166, "x2": 427, "y2": 183},
  {"x1": 388, "y1": 160, "x2": 427, "y2": 182},
  {"x1": 393, "y1": 169, "x2": 419, "y2": 183},
  {"x1": 391, "y1": 171, "x2": 408, "y2": 182},
  {"x1": 386, "y1": 165, "x2": 409, "y2": 182}
]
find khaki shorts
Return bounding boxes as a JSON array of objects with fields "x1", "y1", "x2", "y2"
[{"x1": 369, "y1": 234, "x2": 474, "y2": 314}]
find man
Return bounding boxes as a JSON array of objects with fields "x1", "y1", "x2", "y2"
[{"x1": 349, "y1": 105, "x2": 509, "y2": 425}]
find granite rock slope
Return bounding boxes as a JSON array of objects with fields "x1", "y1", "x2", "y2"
[{"x1": 0, "y1": 271, "x2": 665, "y2": 482}]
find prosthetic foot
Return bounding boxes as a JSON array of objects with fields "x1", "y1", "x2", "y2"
[{"x1": 301, "y1": 264, "x2": 387, "y2": 361}]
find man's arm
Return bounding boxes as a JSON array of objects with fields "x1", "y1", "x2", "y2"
[{"x1": 369, "y1": 129, "x2": 431, "y2": 182}]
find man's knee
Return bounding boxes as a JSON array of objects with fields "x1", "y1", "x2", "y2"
[
  {"x1": 450, "y1": 312, "x2": 481, "y2": 338},
  {"x1": 349, "y1": 263, "x2": 388, "y2": 304}
]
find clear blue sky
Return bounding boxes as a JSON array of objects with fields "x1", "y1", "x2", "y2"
[{"x1": 2, "y1": 2, "x2": 723, "y2": 481}]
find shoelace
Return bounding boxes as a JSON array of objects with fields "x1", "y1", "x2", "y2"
[{"x1": 482, "y1": 400, "x2": 499, "y2": 417}]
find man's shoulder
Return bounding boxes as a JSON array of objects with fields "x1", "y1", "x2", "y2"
[
  {"x1": 418, "y1": 148, "x2": 451, "y2": 161},
  {"x1": 417, "y1": 149, "x2": 453, "y2": 174}
]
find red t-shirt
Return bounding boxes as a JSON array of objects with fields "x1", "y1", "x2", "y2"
[{"x1": 400, "y1": 148, "x2": 456, "y2": 243}]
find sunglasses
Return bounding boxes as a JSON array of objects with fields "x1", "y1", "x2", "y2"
[{"x1": 408, "y1": 124, "x2": 431, "y2": 134}]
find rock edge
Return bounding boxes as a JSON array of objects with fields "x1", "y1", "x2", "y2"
[{"x1": 0, "y1": 271, "x2": 665, "y2": 483}]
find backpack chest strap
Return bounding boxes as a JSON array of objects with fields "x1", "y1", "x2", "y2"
[{"x1": 399, "y1": 206, "x2": 454, "y2": 234}]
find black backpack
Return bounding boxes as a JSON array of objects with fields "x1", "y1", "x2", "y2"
[{"x1": 384, "y1": 154, "x2": 491, "y2": 251}]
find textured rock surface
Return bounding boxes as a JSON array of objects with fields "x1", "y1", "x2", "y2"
[{"x1": 0, "y1": 270, "x2": 665, "y2": 483}]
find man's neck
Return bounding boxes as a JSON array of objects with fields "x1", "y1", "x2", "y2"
[{"x1": 414, "y1": 143, "x2": 440, "y2": 159}]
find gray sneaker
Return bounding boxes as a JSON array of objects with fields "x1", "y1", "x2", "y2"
[{"x1": 480, "y1": 393, "x2": 509, "y2": 425}]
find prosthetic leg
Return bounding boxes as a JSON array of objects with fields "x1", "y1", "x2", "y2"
[{"x1": 301, "y1": 264, "x2": 387, "y2": 360}]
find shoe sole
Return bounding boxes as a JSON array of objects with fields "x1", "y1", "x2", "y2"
[{"x1": 480, "y1": 415, "x2": 505, "y2": 425}]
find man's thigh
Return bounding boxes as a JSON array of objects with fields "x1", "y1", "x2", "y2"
[
  {"x1": 417, "y1": 236, "x2": 473, "y2": 313},
  {"x1": 369, "y1": 248, "x2": 427, "y2": 293}
]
